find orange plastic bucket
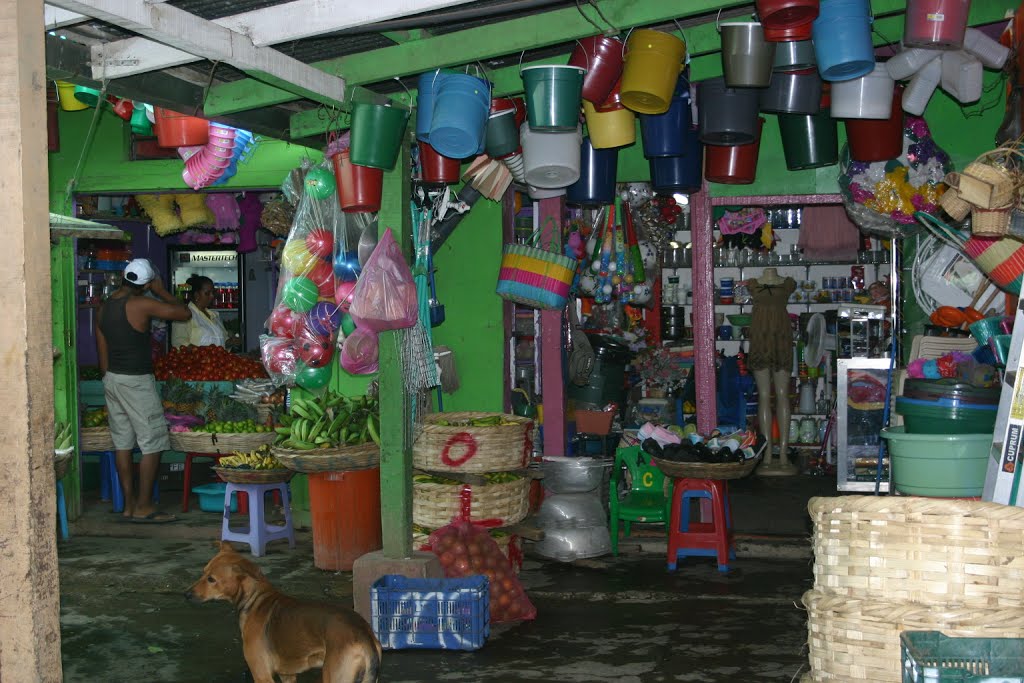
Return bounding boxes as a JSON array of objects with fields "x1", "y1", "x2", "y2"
[
  {"x1": 308, "y1": 467, "x2": 382, "y2": 571},
  {"x1": 332, "y1": 149, "x2": 383, "y2": 213},
  {"x1": 152, "y1": 107, "x2": 209, "y2": 148}
]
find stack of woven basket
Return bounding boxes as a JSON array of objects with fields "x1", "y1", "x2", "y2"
[
  {"x1": 802, "y1": 496, "x2": 1024, "y2": 682},
  {"x1": 940, "y1": 151, "x2": 1023, "y2": 238}
]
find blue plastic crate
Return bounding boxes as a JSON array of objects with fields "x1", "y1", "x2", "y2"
[{"x1": 370, "y1": 575, "x2": 489, "y2": 651}]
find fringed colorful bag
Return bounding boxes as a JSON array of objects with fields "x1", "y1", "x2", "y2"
[{"x1": 496, "y1": 220, "x2": 577, "y2": 310}]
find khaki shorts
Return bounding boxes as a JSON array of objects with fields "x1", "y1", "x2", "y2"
[{"x1": 102, "y1": 372, "x2": 170, "y2": 453}]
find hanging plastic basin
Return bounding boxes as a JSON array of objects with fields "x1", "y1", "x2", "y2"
[
  {"x1": 350, "y1": 102, "x2": 410, "y2": 171},
  {"x1": 831, "y1": 63, "x2": 895, "y2": 119},
  {"x1": 720, "y1": 22, "x2": 776, "y2": 88},
  {"x1": 485, "y1": 109, "x2": 519, "y2": 159},
  {"x1": 153, "y1": 107, "x2": 209, "y2": 148},
  {"x1": 649, "y1": 130, "x2": 703, "y2": 194},
  {"x1": 415, "y1": 69, "x2": 455, "y2": 142},
  {"x1": 568, "y1": 35, "x2": 624, "y2": 105},
  {"x1": 566, "y1": 137, "x2": 618, "y2": 206},
  {"x1": 774, "y1": 40, "x2": 817, "y2": 72},
  {"x1": 844, "y1": 86, "x2": 904, "y2": 162},
  {"x1": 428, "y1": 73, "x2": 489, "y2": 159},
  {"x1": 905, "y1": 0, "x2": 971, "y2": 50},
  {"x1": 697, "y1": 77, "x2": 762, "y2": 146},
  {"x1": 778, "y1": 107, "x2": 838, "y2": 170},
  {"x1": 583, "y1": 100, "x2": 636, "y2": 149},
  {"x1": 418, "y1": 141, "x2": 461, "y2": 184},
  {"x1": 73, "y1": 85, "x2": 101, "y2": 108},
  {"x1": 521, "y1": 123, "x2": 582, "y2": 189},
  {"x1": 621, "y1": 29, "x2": 687, "y2": 115},
  {"x1": 894, "y1": 397, "x2": 998, "y2": 434},
  {"x1": 760, "y1": 69, "x2": 822, "y2": 114},
  {"x1": 56, "y1": 81, "x2": 89, "y2": 111},
  {"x1": 705, "y1": 117, "x2": 764, "y2": 184},
  {"x1": 756, "y1": 0, "x2": 820, "y2": 31},
  {"x1": 639, "y1": 74, "x2": 691, "y2": 158},
  {"x1": 764, "y1": 19, "x2": 813, "y2": 42},
  {"x1": 521, "y1": 65, "x2": 585, "y2": 132},
  {"x1": 812, "y1": 0, "x2": 875, "y2": 81},
  {"x1": 881, "y1": 426, "x2": 990, "y2": 497},
  {"x1": 331, "y1": 149, "x2": 383, "y2": 213}
]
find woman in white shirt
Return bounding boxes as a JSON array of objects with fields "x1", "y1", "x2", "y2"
[{"x1": 173, "y1": 275, "x2": 240, "y2": 349}]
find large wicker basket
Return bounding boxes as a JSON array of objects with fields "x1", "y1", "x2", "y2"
[
  {"x1": 413, "y1": 412, "x2": 533, "y2": 474},
  {"x1": 80, "y1": 426, "x2": 114, "y2": 452},
  {"x1": 809, "y1": 495, "x2": 1024, "y2": 609},
  {"x1": 413, "y1": 477, "x2": 530, "y2": 528},
  {"x1": 651, "y1": 455, "x2": 761, "y2": 481},
  {"x1": 272, "y1": 443, "x2": 380, "y2": 473},
  {"x1": 212, "y1": 467, "x2": 294, "y2": 485},
  {"x1": 168, "y1": 431, "x2": 275, "y2": 454}
]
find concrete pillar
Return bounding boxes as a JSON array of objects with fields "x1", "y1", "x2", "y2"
[{"x1": 0, "y1": 0, "x2": 63, "y2": 679}]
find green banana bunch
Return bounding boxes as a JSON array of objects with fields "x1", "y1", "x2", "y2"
[
  {"x1": 277, "y1": 392, "x2": 380, "y2": 450},
  {"x1": 54, "y1": 421, "x2": 74, "y2": 452}
]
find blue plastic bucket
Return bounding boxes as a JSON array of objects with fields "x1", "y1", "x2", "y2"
[
  {"x1": 566, "y1": 137, "x2": 619, "y2": 205},
  {"x1": 649, "y1": 129, "x2": 703, "y2": 194},
  {"x1": 812, "y1": 0, "x2": 875, "y2": 81},
  {"x1": 415, "y1": 70, "x2": 451, "y2": 142},
  {"x1": 428, "y1": 73, "x2": 490, "y2": 159},
  {"x1": 639, "y1": 75, "x2": 692, "y2": 158}
]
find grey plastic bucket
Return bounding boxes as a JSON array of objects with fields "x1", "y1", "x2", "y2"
[
  {"x1": 698, "y1": 77, "x2": 762, "y2": 146},
  {"x1": 760, "y1": 70, "x2": 822, "y2": 114},
  {"x1": 773, "y1": 40, "x2": 816, "y2": 72},
  {"x1": 720, "y1": 22, "x2": 776, "y2": 88}
]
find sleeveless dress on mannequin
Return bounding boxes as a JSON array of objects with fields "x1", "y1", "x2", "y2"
[{"x1": 747, "y1": 276, "x2": 797, "y2": 372}]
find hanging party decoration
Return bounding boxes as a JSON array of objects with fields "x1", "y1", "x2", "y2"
[{"x1": 579, "y1": 203, "x2": 650, "y2": 306}]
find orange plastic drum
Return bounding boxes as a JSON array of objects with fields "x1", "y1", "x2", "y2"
[{"x1": 308, "y1": 467, "x2": 382, "y2": 571}]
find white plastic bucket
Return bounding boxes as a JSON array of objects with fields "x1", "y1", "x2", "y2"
[
  {"x1": 941, "y1": 50, "x2": 983, "y2": 103},
  {"x1": 521, "y1": 123, "x2": 582, "y2": 189},
  {"x1": 830, "y1": 63, "x2": 895, "y2": 119},
  {"x1": 527, "y1": 184, "x2": 567, "y2": 199},
  {"x1": 885, "y1": 47, "x2": 942, "y2": 80},
  {"x1": 902, "y1": 57, "x2": 942, "y2": 116}
]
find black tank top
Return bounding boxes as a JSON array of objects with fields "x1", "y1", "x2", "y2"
[{"x1": 99, "y1": 296, "x2": 153, "y2": 375}]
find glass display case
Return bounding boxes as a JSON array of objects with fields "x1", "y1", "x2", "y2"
[{"x1": 836, "y1": 358, "x2": 893, "y2": 492}]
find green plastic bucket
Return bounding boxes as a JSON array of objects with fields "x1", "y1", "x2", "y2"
[
  {"x1": 521, "y1": 65, "x2": 586, "y2": 132},
  {"x1": 881, "y1": 426, "x2": 990, "y2": 497},
  {"x1": 777, "y1": 107, "x2": 838, "y2": 171},
  {"x1": 74, "y1": 85, "x2": 101, "y2": 107},
  {"x1": 349, "y1": 102, "x2": 411, "y2": 171},
  {"x1": 130, "y1": 105, "x2": 153, "y2": 136},
  {"x1": 894, "y1": 397, "x2": 998, "y2": 434}
]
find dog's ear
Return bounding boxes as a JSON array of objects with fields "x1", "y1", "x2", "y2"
[{"x1": 218, "y1": 541, "x2": 238, "y2": 554}]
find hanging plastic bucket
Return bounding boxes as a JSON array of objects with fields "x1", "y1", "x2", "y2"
[
  {"x1": 697, "y1": 77, "x2": 761, "y2": 145},
  {"x1": 831, "y1": 63, "x2": 894, "y2": 119},
  {"x1": 705, "y1": 117, "x2": 764, "y2": 184},
  {"x1": 528, "y1": 185, "x2": 566, "y2": 200},
  {"x1": 130, "y1": 105, "x2": 153, "y2": 135},
  {"x1": 485, "y1": 109, "x2": 519, "y2": 159},
  {"x1": 521, "y1": 123, "x2": 582, "y2": 189},
  {"x1": 760, "y1": 69, "x2": 822, "y2": 114},
  {"x1": 649, "y1": 130, "x2": 703, "y2": 194},
  {"x1": 350, "y1": 102, "x2": 410, "y2": 170},
  {"x1": 812, "y1": 0, "x2": 875, "y2": 81},
  {"x1": 418, "y1": 141, "x2": 461, "y2": 184},
  {"x1": 415, "y1": 70, "x2": 453, "y2": 142},
  {"x1": 521, "y1": 65, "x2": 585, "y2": 132},
  {"x1": 56, "y1": 81, "x2": 88, "y2": 112},
  {"x1": 720, "y1": 22, "x2": 776, "y2": 88},
  {"x1": 764, "y1": 19, "x2": 813, "y2": 42},
  {"x1": 583, "y1": 100, "x2": 636, "y2": 149},
  {"x1": 621, "y1": 29, "x2": 687, "y2": 115},
  {"x1": 778, "y1": 107, "x2": 838, "y2": 170},
  {"x1": 566, "y1": 137, "x2": 618, "y2": 205},
  {"x1": 757, "y1": 0, "x2": 820, "y2": 30},
  {"x1": 331, "y1": 149, "x2": 384, "y2": 213},
  {"x1": 639, "y1": 74, "x2": 692, "y2": 158},
  {"x1": 568, "y1": 35, "x2": 624, "y2": 105},
  {"x1": 845, "y1": 86, "x2": 905, "y2": 162},
  {"x1": 73, "y1": 85, "x2": 101, "y2": 108},
  {"x1": 774, "y1": 40, "x2": 816, "y2": 71},
  {"x1": 904, "y1": 0, "x2": 971, "y2": 50},
  {"x1": 153, "y1": 107, "x2": 209, "y2": 148},
  {"x1": 428, "y1": 73, "x2": 489, "y2": 159}
]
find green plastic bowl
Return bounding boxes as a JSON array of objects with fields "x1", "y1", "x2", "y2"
[
  {"x1": 73, "y1": 85, "x2": 101, "y2": 107},
  {"x1": 894, "y1": 397, "x2": 997, "y2": 434},
  {"x1": 728, "y1": 314, "x2": 751, "y2": 326},
  {"x1": 881, "y1": 426, "x2": 991, "y2": 497}
]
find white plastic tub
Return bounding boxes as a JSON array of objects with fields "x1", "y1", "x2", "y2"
[
  {"x1": 521, "y1": 123, "x2": 582, "y2": 189},
  {"x1": 831, "y1": 63, "x2": 895, "y2": 119}
]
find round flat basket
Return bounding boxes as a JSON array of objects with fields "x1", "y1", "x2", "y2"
[
  {"x1": 212, "y1": 467, "x2": 293, "y2": 485},
  {"x1": 652, "y1": 455, "x2": 761, "y2": 480},
  {"x1": 413, "y1": 477, "x2": 530, "y2": 528},
  {"x1": 169, "y1": 431, "x2": 274, "y2": 454},
  {"x1": 413, "y1": 412, "x2": 533, "y2": 474},
  {"x1": 80, "y1": 426, "x2": 114, "y2": 452},
  {"x1": 272, "y1": 443, "x2": 380, "y2": 473}
]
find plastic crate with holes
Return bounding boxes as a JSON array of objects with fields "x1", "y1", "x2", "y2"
[
  {"x1": 370, "y1": 575, "x2": 489, "y2": 651},
  {"x1": 902, "y1": 631, "x2": 1024, "y2": 683}
]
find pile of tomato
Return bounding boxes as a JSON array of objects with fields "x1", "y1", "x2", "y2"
[{"x1": 154, "y1": 345, "x2": 267, "y2": 381}]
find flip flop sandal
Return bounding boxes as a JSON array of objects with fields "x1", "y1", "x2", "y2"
[{"x1": 130, "y1": 511, "x2": 178, "y2": 524}]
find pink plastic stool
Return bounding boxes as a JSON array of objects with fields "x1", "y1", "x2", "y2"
[
  {"x1": 221, "y1": 482, "x2": 295, "y2": 557},
  {"x1": 667, "y1": 478, "x2": 735, "y2": 573}
]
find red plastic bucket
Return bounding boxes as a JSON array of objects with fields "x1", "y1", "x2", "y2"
[
  {"x1": 419, "y1": 140, "x2": 461, "y2": 183},
  {"x1": 568, "y1": 35, "x2": 624, "y2": 105},
  {"x1": 152, "y1": 107, "x2": 209, "y2": 148},
  {"x1": 756, "y1": 0, "x2": 820, "y2": 31},
  {"x1": 595, "y1": 76, "x2": 625, "y2": 112},
  {"x1": 904, "y1": 0, "x2": 971, "y2": 49},
  {"x1": 844, "y1": 86, "x2": 905, "y2": 162},
  {"x1": 308, "y1": 468, "x2": 382, "y2": 571},
  {"x1": 764, "y1": 19, "x2": 813, "y2": 41},
  {"x1": 705, "y1": 117, "x2": 765, "y2": 184},
  {"x1": 331, "y1": 149, "x2": 383, "y2": 213}
]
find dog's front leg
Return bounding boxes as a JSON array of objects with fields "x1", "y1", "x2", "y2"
[{"x1": 243, "y1": 646, "x2": 278, "y2": 683}]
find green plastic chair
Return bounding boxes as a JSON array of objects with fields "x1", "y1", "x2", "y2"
[{"x1": 609, "y1": 445, "x2": 671, "y2": 555}]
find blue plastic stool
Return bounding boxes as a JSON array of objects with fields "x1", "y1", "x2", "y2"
[
  {"x1": 56, "y1": 480, "x2": 68, "y2": 541},
  {"x1": 221, "y1": 482, "x2": 295, "y2": 557},
  {"x1": 97, "y1": 452, "x2": 160, "y2": 512}
]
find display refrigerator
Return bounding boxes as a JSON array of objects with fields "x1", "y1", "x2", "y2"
[
  {"x1": 167, "y1": 246, "x2": 245, "y2": 349},
  {"x1": 835, "y1": 358, "x2": 892, "y2": 493}
]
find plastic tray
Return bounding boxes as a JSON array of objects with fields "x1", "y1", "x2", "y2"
[
  {"x1": 901, "y1": 630, "x2": 1024, "y2": 682},
  {"x1": 371, "y1": 575, "x2": 489, "y2": 651}
]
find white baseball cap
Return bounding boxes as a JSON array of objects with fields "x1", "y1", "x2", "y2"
[{"x1": 124, "y1": 258, "x2": 156, "y2": 285}]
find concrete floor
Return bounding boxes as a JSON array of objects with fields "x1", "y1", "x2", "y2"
[{"x1": 58, "y1": 474, "x2": 834, "y2": 682}]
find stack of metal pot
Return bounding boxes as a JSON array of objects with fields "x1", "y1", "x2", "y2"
[{"x1": 533, "y1": 456, "x2": 611, "y2": 562}]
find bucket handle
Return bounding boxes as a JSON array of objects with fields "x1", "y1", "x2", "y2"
[
  {"x1": 392, "y1": 76, "x2": 413, "y2": 107},
  {"x1": 573, "y1": 39, "x2": 592, "y2": 74},
  {"x1": 621, "y1": 27, "x2": 634, "y2": 59}
]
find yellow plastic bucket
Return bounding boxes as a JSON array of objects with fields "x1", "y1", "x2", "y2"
[
  {"x1": 56, "y1": 81, "x2": 88, "y2": 112},
  {"x1": 621, "y1": 29, "x2": 687, "y2": 115},
  {"x1": 582, "y1": 100, "x2": 636, "y2": 149}
]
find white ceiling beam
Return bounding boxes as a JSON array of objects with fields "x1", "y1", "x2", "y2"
[
  {"x1": 44, "y1": 5, "x2": 88, "y2": 29},
  {"x1": 48, "y1": 0, "x2": 347, "y2": 107}
]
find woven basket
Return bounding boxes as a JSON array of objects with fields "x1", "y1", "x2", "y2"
[
  {"x1": 80, "y1": 426, "x2": 114, "y2": 452},
  {"x1": 810, "y1": 496, "x2": 1024, "y2": 609},
  {"x1": 651, "y1": 455, "x2": 761, "y2": 481},
  {"x1": 54, "y1": 448, "x2": 74, "y2": 480},
  {"x1": 950, "y1": 163, "x2": 1017, "y2": 209},
  {"x1": 803, "y1": 588, "x2": 1024, "y2": 682},
  {"x1": 168, "y1": 431, "x2": 274, "y2": 454},
  {"x1": 212, "y1": 467, "x2": 294, "y2": 485},
  {"x1": 495, "y1": 241, "x2": 576, "y2": 310},
  {"x1": 272, "y1": 443, "x2": 380, "y2": 473},
  {"x1": 971, "y1": 205, "x2": 1012, "y2": 237},
  {"x1": 413, "y1": 477, "x2": 530, "y2": 528},
  {"x1": 413, "y1": 412, "x2": 533, "y2": 474},
  {"x1": 938, "y1": 187, "x2": 971, "y2": 221}
]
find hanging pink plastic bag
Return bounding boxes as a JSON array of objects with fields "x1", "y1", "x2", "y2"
[
  {"x1": 340, "y1": 328, "x2": 379, "y2": 374},
  {"x1": 349, "y1": 228, "x2": 418, "y2": 332}
]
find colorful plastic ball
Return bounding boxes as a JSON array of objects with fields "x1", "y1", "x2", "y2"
[
  {"x1": 579, "y1": 273, "x2": 598, "y2": 296},
  {"x1": 340, "y1": 313, "x2": 357, "y2": 336},
  {"x1": 333, "y1": 250, "x2": 361, "y2": 283},
  {"x1": 335, "y1": 280, "x2": 357, "y2": 313},
  {"x1": 268, "y1": 305, "x2": 301, "y2": 339},
  {"x1": 282, "y1": 240, "x2": 318, "y2": 275},
  {"x1": 305, "y1": 228, "x2": 334, "y2": 259},
  {"x1": 602, "y1": 284, "x2": 613, "y2": 295},
  {"x1": 295, "y1": 330, "x2": 333, "y2": 368},
  {"x1": 304, "y1": 167, "x2": 336, "y2": 200},
  {"x1": 282, "y1": 276, "x2": 319, "y2": 313},
  {"x1": 632, "y1": 283, "x2": 652, "y2": 304},
  {"x1": 590, "y1": 260, "x2": 600, "y2": 272},
  {"x1": 262, "y1": 337, "x2": 296, "y2": 375},
  {"x1": 307, "y1": 259, "x2": 335, "y2": 298},
  {"x1": 295, "y1": 360, "x2": 332, "y2": 391},
  {"x1": 308, "y1": 301, "x2": 341, "y2": 337}
]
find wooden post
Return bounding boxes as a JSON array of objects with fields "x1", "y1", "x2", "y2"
[
  {"x1": 690, "y1": 183, "x2": 717, "y2": 433},
  {"x1": 538, "y1": 196, "x2": 566, "y2": 457},
  {"x1": 0, "y1": 0, "x2": 62, "y2": 679}
]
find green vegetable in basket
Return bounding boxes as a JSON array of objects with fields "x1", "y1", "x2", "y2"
[
  {"x1": 274, "y1": 392, "x2": 379, "y2": 450},
  {"x1": 54, "y1": 420, "x2": 74, "y2": 451}
]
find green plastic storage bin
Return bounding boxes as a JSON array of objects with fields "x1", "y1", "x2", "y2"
[
  {"x1": 881, "y1": 426, "x2": 990, "y2": 497},
  {"x1": 894, "y1": 397, "x2": 998, "y2": 434},
  {"x1": 902, "y1": 630, "x2": 1024, "y2": 682}
]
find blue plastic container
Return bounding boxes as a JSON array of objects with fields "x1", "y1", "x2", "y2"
[
  {"x1": 371, "y1": 575, "x2": 489, "y2": 651},
  {"x1": 639, "y1": 75, "x2": 692, "y2": 158},
  {"x1": 416, "y1": 70, "x2": 450, "y2": 142},
  {"x1": 192, "y1": 482, "x2": 238, "y2": 513},
  {"x1": 566, "y1": 137, "x2": 618, "y2": 205},
  {"x1": 428, "y1": 73, "x2": 490, "y2": 159},
  {"x1": 649, "y1": 129, "x2": 703, "y2": 194},
  {"x1": 812, "y1": 0, "x2": 875, "y2": 81}
]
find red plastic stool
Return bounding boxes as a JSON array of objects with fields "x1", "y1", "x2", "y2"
[{"x1": 667, "y1": 478, "x2": 735, "y2": 573}]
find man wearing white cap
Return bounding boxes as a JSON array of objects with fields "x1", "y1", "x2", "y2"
[{"x1": 96, "y1": 258, "x2": 191, "y2": 523}]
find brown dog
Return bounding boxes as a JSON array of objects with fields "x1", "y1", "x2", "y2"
[{"x1": 186, "y1": 542, "x2": 382, "y2": 683}]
